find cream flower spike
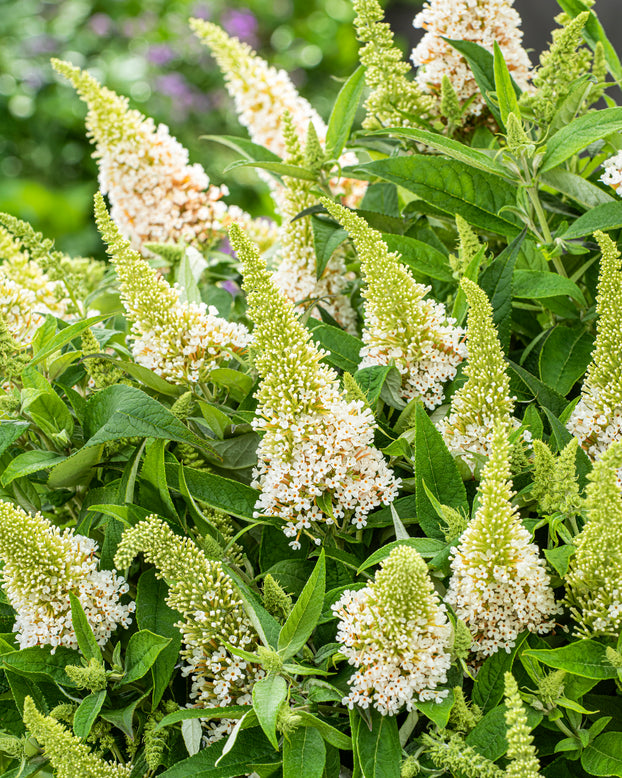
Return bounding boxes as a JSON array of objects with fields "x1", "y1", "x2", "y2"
[
  {"x1": 565, "y1": 441, "x2": 622, "y2": 637},
  {"x1": 322, "y1": 199, "x2": 466, "y2": 408},
  {"x1": 439, "y1": 277, "x2": 517, "y2": 473},
  {"x1": 114, "y1": 515, "x2": 263, "y2": 744},
  {"x1": 411, "y1": 0, "x2": 532, "y2": 118},
  {"x1": 567, "y1": 232, "x2": 622, "y2": 486},
  {"x1": 333, "y1": 544, "x2": 452, "y2": 714},
  {"x1": 445, "y1": 424, "x2": 559, "y2": 658},
  {"x1": 95, "y1": 193, "x2": 249, "y2": 384},
  {"x1": 52, "y1": 59, "x2": 275, "y2": 254},
  {"x1": 190, "y1": 19, "x2": 366, "y2": 208},
  {"x1": 0, "y1": 500, "x2": 134, "y2": 652},
  {"x1": 229, "y1": 223, "x2": 399, "y2": 549},
  {"x1": 272, "y1": 119, "x2": 356, "y2": 333},
  {"x1": 23, "y1": 697, "x2": 131, "y2": 778}
]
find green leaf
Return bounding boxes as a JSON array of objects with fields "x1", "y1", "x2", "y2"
[
  {"x1": 1, "y1": 450, "x2": 66, "y2": 486},
  {"x1": 415, "y1": 688, "x2": 455, "y2": 729},
  {"x1": 541, "y1": 108, "x2": 622, "y2": 173},
  {"x1": 175, "y1": 248, "x2": 204, "y2": 305},
  {"x1": 513, "y1": 270, "x2": 586, "y2": 306},
  {"x1": 325, "y1": 66, "x2": 366, "y2": 160},
  {"x1": 352, "y1": 707, "x2": 400, "y2": 778},
  {"x1": 360, "y1": 156, "x2": 520, "y2": 237},
  {"x1": 581, "y1": 732, "x2": 622, "y2": 776},
  {"x1": 307, "y1": 320, "x2": 363, "y2": 373},
  {"x1": 544, "y1": 545, "x2": 576, "y2": 577},
  {"x1": 69, "y1": 592, "x2": 102, "y2": 663},
  {"x1": 0, "y1": 421, "x2": 29, "y2": 457},
  {"x1": 155, "y1": 706, "x2": 249, "y2": 730},
  {"x1": 353, "y1": 366, "x2": 402, "y2": 410},
  {"x1": 296, "y1": 710, "x2": 352, "y2": 750},
  {"x1": 480, "y1": 231, "x2": 525, "y2": 352},
  {"x1": 47, "y1": 445, "x2": 104, "y2": 489},
  {"x1": 365, "y1": 494, "x2": 418, "y2": 529},
  {"x1": 381, "y1": 233, "x2": 454, "y2": 283},
  {"x1": 312, "y1": 217, "x2": 347, "y2": 279},
  {"x1": 1, "y1": 646, "x2": 81, "y2": 687},
  {"x1": 472, "y1": 632, "x2": 528, "y2": 713},
  {"x1": 283, "y1": 725, "x2": 326, "y2": 778},
  {"x1": 252, "y1": 674, "x2": 288, "y2": 750},
  {"x1": 165, "y1": 464, "x2": 259, "y2": 520},
  {"x1": 100, "y1": 693, "x2": 150, "y2": 740},
  {"x1": 357, "y1": 538, "x2": 446, "y2": 574},
  {"x1": 119, "y1": 631, "x2": 171, "y2": 686},
  {"x1": 202, "y1": 135, "x2": 281, "y2": 164},
  {"x1": 539, "y1": 326, "x2": 594, "y2": 395},
  {"x1": 226, "y1": 159, "x2": 317, "y2": 182},
  {"x1": 466, "y1": 703, "x2": 542, "y2": 762},
  {"x1": 73, "y1": 689, "x2": 106, "y2": 739},
  {"x1": 507, "y1": 360, "x2": 567, "y2": 417},
  {"x1": 136, "y1": 569, "x2": 183, "y2": 708},
  {"x1": 556, "y1": 0, "x2": 622, "y2": 81},
  {"x1": 85, "y1": 385, "x2": 211, "y2": 452},
  {"x1": 559, "y1": 201, "x2": 622, "y2": 240},
  {"x1": 139, "y1": 439, "x2": 178, "y2": 521},
  {"x1": 542, "y1": 168, "x2": 615, "y2": 210},
  {"x1": 523, "y1": 640, "x2": 618, "y2": 679},
  {"x1": 278, "y1": 551, "x2": 326, "y2": 661},
  {"x1": 28, "y1": 313, "x2": 109, "y2": 366},
  {"x1": 413, "y1": 403, "x2": 468, "y2": 538},
  {"x1": 493, "y1": 41, "x2": 520, "y2": 128},
  {"x1": 366, "y1": 127, "x2": 510, "y2": 178}
]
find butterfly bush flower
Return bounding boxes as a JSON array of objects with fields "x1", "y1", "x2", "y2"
[
  {"x1": 504, "y1": 673, "x2": 542, "y2": 778},
  {"x1": 333, "y1": 544, "x2": 452, "y2": 714},
  {"x1": 114, "y1": 515, "x2": 264, "y2": 744},
  {"x1": 272, "y1": 119, "x2": 356, "y2": 333},
  {"x1": 440, "y1": 278, "x2": 517, "y2": 473},
  {"x1": 567, "y1": 232, "x2": 622, "y2": 484},
  {"x1": 565, "y1": 441, "x2": 622, "y2": 637},
  {"x1": 229, "y1": 223, "x2": 399, "y2": 549},
  {"x1": 601, "y1": 152, "x2": 622, "y2": 195},
  {"x1": 23, "y1": 697, "x2": 131, "y2": 778},
  {"x1": 445, "y1": 426, "x2": 559, "y2": 658},
  {"x1": 411, "y1": 0, "x2": 532, "y2": 118},
  {"x1": 95, "y1": 193, "x2": 250, "y2": 384},
  {"x1": 0, "y1": 501, "x2": 133, "y2": 652},
  {"x1": 352, "y1": 0, "x2": 434, "y2": 128},
  {"x1": 52, "y1": 59, "x2": 274, "y2": 254},
  {"x1": 190, "y1": 19, "x2": 366, "y2": 209},
  {"x1": 323, "y1": 199, "x2": 466, "y2": 408}
]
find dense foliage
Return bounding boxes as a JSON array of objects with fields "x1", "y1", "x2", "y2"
[{"x1": 3, "y1": 0, "x2": 622, "y2": 776}]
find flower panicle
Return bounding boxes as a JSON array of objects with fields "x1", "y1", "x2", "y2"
[
  {"x1": 322, "y1": 198, "x2": 466, "y2": 409},
  {"x1": 504, "y1": 673, "x2": 542, "y2": 778}
]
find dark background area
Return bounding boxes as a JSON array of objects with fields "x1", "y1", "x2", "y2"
[{"x1": 0, "y1": 0, "x2": 619, "y2": 255}]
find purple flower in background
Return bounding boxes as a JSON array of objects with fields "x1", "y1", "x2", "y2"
[
  {"x1": 222, "y1": 9, "x2": 258, "y2": 46},
  {"x1": 147, "y1": 44, "x2": 176, "y2": 66},
  {"x1": 88, "y1": 13, "x2": 113, "y2": 37},
  {"x1": 221, "y1": 279, "x2": 240, "y2": 296},
  {"x1": 24, "y1": 35, "x2": 58, "y2": 55},
  {"x1": 191, "y1": 2, "x2": 212, "y2": 21},
  {"x1": 155, "y1": 73, "x2": 210, "y2": 119}
]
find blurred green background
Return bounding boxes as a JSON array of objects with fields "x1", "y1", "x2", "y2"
[{"x1": 0, "y1": 0, "x2": 618, "y2": 257}]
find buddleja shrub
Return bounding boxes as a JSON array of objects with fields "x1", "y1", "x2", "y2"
[{"x1": 3, "y1": 0, "x2": 622, "y2": 775}]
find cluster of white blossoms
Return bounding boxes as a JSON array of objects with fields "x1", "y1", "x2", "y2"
[
  {"x1": 271, "y1": 118, "x2": 356, "y2": 333},
  {"x1": 115, "y1": 516, "x2": 264, "y2": 744},
  {"x1": 95, "y1": 193, "x2": 250, "y2": 384},
  {"x1": 229, "y1": 223, "x2": 399, "y2": 549},
  {"x1": 333, "y1": 545, "x2": 452, "y2": 714},
  {"x1": 565, "y1": 441, "x2": 622, "y2": 637},
  {"x1": 411, "y1": 0, "x2": 532, "y2": 118},
  {"x1": 52, "y1": 59, "x2": 275, "y2": 255},
  {"x1": 567, "y1": 232, "x2": 622, "y2": 486},
  {"x1": 323, "y1": 199, "x2": 466, "y2": 408},
  {"x1": 445, "y1": 426, "x2": 559, "y2": 658},
  {"x1": 600, "y1": 151, "x2": 622, "y2": 194},
  {"x1": 190, "y1": 19, "x2": 367, "y2": 210},
  {"x1": 440, "y1": 278, "x2": 518, "y2": 474},
  {"x1": 0, "y1": 501, "x2": 134, "y2": 652}
]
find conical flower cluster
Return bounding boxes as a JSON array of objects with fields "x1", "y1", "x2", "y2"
[
  {"x1": 565, "y1": 441, "x2": 622, "y2": 637},
  {"x1": 95, "y1": 193, "x2": 250, "y2": 384},
  {"x1": 440, "y1": 278, "x2": 516, "y2": 473},
  {"x1": 504, "y1": 673, "x2": 542, "y2": 778},
  {"x1": 114, "y1": 515, "x2": 264, "y2": 743},
  {"x1": 445, "y1": 426, "x2": 559, "y2": 658},
  {"x1": 352, "y1": 0, "x2": 434, "y2": 129},
  {"x1": 0, "y1": 500, "x2": 134, "y2": 652},
  {"x1": 52, "y1": 59, "x2": 274, "y2": 254},
  {"x1": 272, "y1": 121, "x2": 356, "y2": 333},
  {"x1": 411, "y1": 0, "x2": 532, "y2": 118},
  {"x1": 323, "y1": 199, "x2": 466, "y2": 408},
  {"x1": 567, "y1": 232, "x2": 622, "y2": 485},
  {"x1": 333, "y1": 544, "x2": 452, "y2": 714},
  {"x1": 229, "y1": 223, "x2": 399, "y2": 549},
  {"x1": 190, "y1": 19, "x2": 366, "y2": 208},
  {"x1": 23, "y1": 697, "x2": 131, "y2": 778}
]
